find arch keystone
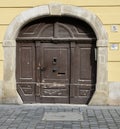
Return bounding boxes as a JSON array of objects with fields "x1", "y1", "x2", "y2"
[{"x1": 49, "y1": 3, "x2": 62, "y2": 15}]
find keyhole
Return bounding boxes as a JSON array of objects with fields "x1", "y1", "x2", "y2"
[
  {"x1": 54, "y1": 58, "x2": 56, "y2": 62},
  {"x1": 53, "y1": 68, "x2": 57, "y2": 72},
  {"x1": 53, "y1": 57, "x2": 57, "y2": 65}
]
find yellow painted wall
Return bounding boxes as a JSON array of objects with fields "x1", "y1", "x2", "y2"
[
  {"x1": 0, "y1": 0, "x2": 120, "y2": 81},
  {"x1": 0, "y1": 61, "x2": 3, "y2": 80},
  {"x1": 0, "y1": 44, "x2": 3, "y2": 60},
  {"x1": 0, "y1": 43, "x2": 3, "y2": 80},
  {"x1": 108, "y1": 62, "x2": 120, "y2": 81},
  {"x1": 0, "y1": 0, "x2": 120, "y2": 7}
]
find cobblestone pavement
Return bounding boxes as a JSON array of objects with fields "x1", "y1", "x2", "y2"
[{"x1": 0, "y1": 104, "x2": 119, "y2": 129}]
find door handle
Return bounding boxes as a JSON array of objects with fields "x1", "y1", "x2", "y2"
[
  {"x1": 40, "y1": 66, "x2": 46, "y2": 71},
  {"x1": 37, "y1": 67, "x2": 40, "y2": 70},
  {"x1": 37, "y1": 66, "x2": 46, "y2": 71}
]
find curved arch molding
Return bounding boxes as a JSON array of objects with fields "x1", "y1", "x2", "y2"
[{"x1": 2, "y1": 4, "x2": 108, "y2": 105}]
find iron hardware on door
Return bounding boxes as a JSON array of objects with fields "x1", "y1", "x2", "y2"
[
  {"x1": 53, "y1": 68, "x2": 57, "y2": 72},
  {"x1": 37, "y1": 67, "x2": 40, "y2": 70},
  {"x1": 52, "y1": 57, "x2": 57, "y2": 65},
  {"x1": 52, "y1": 57, "x2": 57, "y2": 72},
  {"x1": 37, "y1": 66, "x2": 46, "y2": 71},
  {"x1": 40, "y1": 66, "x2": 46, "y2": 71}
]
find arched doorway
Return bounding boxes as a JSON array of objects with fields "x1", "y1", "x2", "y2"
[
  {"x1": 16, "y1": 16, "x2": 97, "y2": 104},
  {"x1": 3, "y1": 4, "x2": 108, "y2": 105}
]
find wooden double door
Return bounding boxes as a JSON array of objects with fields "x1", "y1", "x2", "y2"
[{"x1": 16, "y1": 40, "x2": 96, "y2": 104}]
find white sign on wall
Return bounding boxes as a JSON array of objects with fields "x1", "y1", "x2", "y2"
[
  {"x1": 110, "y1": 44, "x2": 119, "y2": 50},
  {"x1": 111, "y1": 25, "x2": 118, "y2": 32}
]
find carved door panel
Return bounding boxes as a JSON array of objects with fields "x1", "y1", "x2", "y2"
[
  {"x1": 35, "y1": 42, "x2": 70, "y2": 103},
  {"x1": 70, "y1": 41, "x2": 96, "y2": 104},
  {"x1": 16, "y1": 41, "x2": 36, "y2": 103}
]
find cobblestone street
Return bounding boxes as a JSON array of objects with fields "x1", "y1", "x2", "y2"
[{"x1": 0, "y1": 104, "x2": 119, "y2": 129}]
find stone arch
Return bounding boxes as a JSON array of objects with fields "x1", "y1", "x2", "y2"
[{"x1": 3, "y1": 4, "x2": 108, "y2": 104}]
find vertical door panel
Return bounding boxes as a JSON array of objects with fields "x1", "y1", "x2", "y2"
[
  {"x1": 70, "y1": 42, "x2": 96, "y2": 104},
  {"x1": 16, "y1": 41, "x2": 36, "y2": 103},
  {"x1": 79, "y1": 48, "x2": 92, "y2": 80},
  {"x1": 36, "y1": 43, "x2": 70, "y2": 103}
]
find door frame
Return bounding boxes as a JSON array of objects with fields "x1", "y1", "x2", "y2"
[{"x1": 3, "y1": 3, "x2": 108, "y2": 104}]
